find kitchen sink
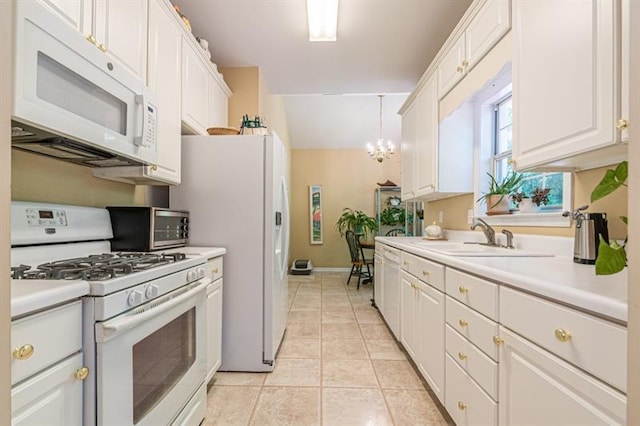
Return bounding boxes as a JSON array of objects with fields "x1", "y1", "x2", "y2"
[{"x1": 409, "y1": 241, "x2": 554, "y2": 257}]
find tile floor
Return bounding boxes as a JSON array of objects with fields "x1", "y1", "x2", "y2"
[{"x1": 204, "y1": 272, "x2": 452, "y2": 425}]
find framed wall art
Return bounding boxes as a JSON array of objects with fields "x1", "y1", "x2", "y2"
[{"x1": 309, "y1": 185, "x2": 323, "y2": 244}]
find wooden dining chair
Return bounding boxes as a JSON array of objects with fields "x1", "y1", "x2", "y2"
[{"x1": 345, "y1": 230, "x2": 374, "y2": 289}]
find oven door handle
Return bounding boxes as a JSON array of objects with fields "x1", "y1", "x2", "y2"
[{"x1": 96, "y1": 278, "x2": 209, "y2": 343}]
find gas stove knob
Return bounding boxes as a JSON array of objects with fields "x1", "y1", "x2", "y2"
[
  {"x1": 128, "y1": 290, "x2": 144, "y2": 307},
  {"x1": 145, "y1": 284, "x2": 159, "y2": 299},
  {"x1": 196, "y1": 267, "x2": 205, "y2": 279},
  {"x1": 187, "y1": 270, "x2": 196, "y2": 282}
]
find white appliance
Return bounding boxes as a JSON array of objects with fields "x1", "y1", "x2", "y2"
[
  {"x1": 10, "y1": 202, "x2": 208, "y2": 426},
  {"x1": 11, "y1": 1, "x2": 158, "y2": 167},
  {"x1": 170, "y1": 133, "x2": 290, "y2": 371}
]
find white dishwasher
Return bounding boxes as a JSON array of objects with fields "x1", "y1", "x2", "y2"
[{"x1": 382, "y1": 245, "x2": 401, "y2": 339}]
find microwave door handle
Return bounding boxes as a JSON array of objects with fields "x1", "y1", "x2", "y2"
[
  {"x1": 96, "y1": 278, "x2": 209, "y2": 342},
  {"x1": 133, "y1": 94, "x2": 145, "y2": 147}
]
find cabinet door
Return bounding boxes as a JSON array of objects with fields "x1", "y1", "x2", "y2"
[
  {"x1": 12, "y1": 353, "x2": 84, "y2": 426},
  {"x1": 416, "y1": 283, "x2": 444, "y2": 404},
  {"x1": 208, "y1": 77, "x2": 229, "y2": 128},
  {"x1": 465, "y1": 0, "x2": 510, "y2": 71},
  {"x1": 498, "y1": 327, "x2": 626, "y2": 425},
  {"x1": 512, "y1": 0, "x2": 618, "y2": 170},
  {"x1": 206, "y1": 279, "x2": 223, "y2": 381},
  {"x1": 621, "y1": 0, "x2": 629, "y2": 142},
  {"x1": 374, "y1": 254, "x2": 384, "y2": 313},
  {"x1": 93, "y1": 0, "x2": 148, "y2": 80},
  {"x1": 181, "y1": 39, "x2": 210, "y2": 135},
  {"x1": 414, "y1": 73, "x2": 438, "y2": 197},
  {"x1": 36, "y1": 0, "x2": 91, "y2": 34},
  {"x1": 437, "y1": 35, "x2": 465, "y2": 99},
  {"x1": 147, "y1": 0, "x2": 182, "y2": 185},
  {"x1": 400, "y1": 273, "x2": 417, "y2": 359},
  {"x1": 400, "y1": 102, "x2": 417, "y2": 200}
]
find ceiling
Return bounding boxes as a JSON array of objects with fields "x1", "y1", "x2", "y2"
[{"x1": 177, "y1": 0, "x2": 473, "y2": 149}]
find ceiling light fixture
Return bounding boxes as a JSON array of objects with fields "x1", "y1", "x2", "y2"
[
  {"x1": 367, "y1": 95, "x2": 395, "y2": 163},
  {"x1": 307, "y1": 0, "x2": 339, "y2": 42}
]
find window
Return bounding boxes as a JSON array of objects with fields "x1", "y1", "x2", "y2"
[{"x1": 492, "y1": 95, "x2": 564, "y2": 211}]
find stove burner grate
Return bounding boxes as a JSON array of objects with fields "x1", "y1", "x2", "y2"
[{"x1": 11, "y1": 252, "x2": 187, "y2": 281}]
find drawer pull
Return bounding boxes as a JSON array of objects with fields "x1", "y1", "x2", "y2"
[
  {"x1": 403, "y1": 261, "x2": 409, "y2": 266},
  {"x1": 554, "y1": 328, "x2": 572, "y2": 342},
  {"x1": 422, "y1": 270, "x2": 430, "y2": 278},
  {"x1": 456, "y1": 65, "x2": 464, "y2": 73},
  {"x1": 86, "y1": 34, "x2": 96, "y2": 45},
  {"x1": 493, "y1": 336, "x2": 504, "y2": 346},
  {"x1": 458, "y1": 319, "x2": 468, "y2": 327},
  {"x1": 616, "y1": 119, "x2": 629, "y2": 130},
  {"x1": 457, "y1": 401, "x2": 467, "y2": 410},
  {"x1": 412, "y1": 282, "x2": 418, "y2": 289},
  {"x1": 458, "y1": 352, "x2": 467, "y2": 361},
  {"x1": 458, "y1": 285, "x2": 468, "y2": 294},
  {"x1": 98, "y1": 43, "x2": 107, "y2": 52},
  {"x1": 213, "y1": 268, "x2": 219, "y2": 274},
  {"x1": 13, "y1": 344, "x2": 34, "y2": 360},
  {"x1": 74, "y1": 367, "x2": 89, "y2": 381}
]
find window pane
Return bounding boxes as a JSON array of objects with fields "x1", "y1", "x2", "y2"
[
  {"x1": 495, "y1": 157, "x2": 512, "y2": 182},
  {"x1": 498, "y1": 97, "x2": 512, "y2": 127},
  {"x1": 518, "y1": 172, "x2": 563, "y2": 208},
  {"x1": 497, "y1": 126, "x2": 512, "y2": 153}
]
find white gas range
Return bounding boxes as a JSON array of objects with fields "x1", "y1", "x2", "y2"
[{"x1": 10, "y1": 201, "x2": 209, "y2": 426}]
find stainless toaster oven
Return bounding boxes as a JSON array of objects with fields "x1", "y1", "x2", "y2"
[{"x1": 107, "y1": 207, "x2": 189, "y2": 251}]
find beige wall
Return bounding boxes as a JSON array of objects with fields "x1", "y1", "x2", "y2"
[
  {"x1": 290, "y1": 150, "x2": 401, "y2": 267},
  {"x1": 1, "y1": 0, "x2": 12, "y2": 420},
  {"x1": 424, "y1": 166, "x2": 628, "y2": 240},
  {"x1": 220, "y1": 66, "x2": 291, "y2": 151},
  {"x1": 12, "y1": 151, "x2": 148, "y2": 208}
]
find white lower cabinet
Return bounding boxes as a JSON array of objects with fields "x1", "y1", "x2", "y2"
[
  {"x1": 446, "y1": 354, "x2": 497, "y2": 426},
  {"x1": 400, "y1": 272, "x2": 418, "y2": 359},
  {"x1": 205, "y1": 256, "x2": 224, "y2": 382},
  {"x1": 11, "y1": 301, "x2": 86, "y2": 426},
  {"x1": 11, "y1": 353, "x2": 84, "y2": 426},
  {"x1": 498, "y1": 326, "x2": 626, "y2": 425},
  {"x1": 415, "y1": 280, "x2": 444, "y2": 403}
]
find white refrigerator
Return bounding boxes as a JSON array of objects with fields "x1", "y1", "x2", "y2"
[{"x1": 170, "y1": 133, "x2": 290, "y2": 372}]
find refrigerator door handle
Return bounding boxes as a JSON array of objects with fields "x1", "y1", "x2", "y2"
[{"x1": 280, "y1": 176, "x2": 290, "y2": 279}]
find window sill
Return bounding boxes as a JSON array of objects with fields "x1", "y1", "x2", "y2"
[{"x1": 479, "y1": 212, "x2": 571, "y2": 227}]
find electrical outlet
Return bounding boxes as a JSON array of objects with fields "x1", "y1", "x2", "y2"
[
  {"x1": 438, "y1": 211, "x2": 444, "y2": 223},
  {"x1": 467, "y1": 209, "x2": 474, "y2": 225}
]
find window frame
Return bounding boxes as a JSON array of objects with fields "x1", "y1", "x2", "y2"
[{"x1": 471, "y1": 68, "x2": 571, "y2": 227}]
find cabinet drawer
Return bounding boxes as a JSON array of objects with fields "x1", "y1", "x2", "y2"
[
  {"x1": 445, "y1": 354, "x2": 497, "y2": 426},
  {"x1": 11, "y1": 301, "x2": 82, "y2": 385},
  {"x1": 446, "y1": 324, "x2": 498, "y2": 400},
  {"x1": 446, "y1": 296, "x2": 499, "y2": 361},
  {"x1": 500, "y1": 286, "x2": 627, "y2": 392},
  {"x1": 206, "y1": 257, "x2": 223, "y2": 281},
  {"x1": 375, "y1": 243, "x2": 384, "y2": 255},
  {"x1": 401, "y1": 252, "x2": 445, "y2": 292},
  {"x1": 383, "y1": 245, "x2": 400, "y2": 263},
  {"x1": 446, "y1": 268, "x2": 498, "y2": 320}
]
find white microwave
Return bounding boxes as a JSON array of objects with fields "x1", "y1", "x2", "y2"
[{"x1": 11, "y1": 1, "x2": 157, "y2": 167}]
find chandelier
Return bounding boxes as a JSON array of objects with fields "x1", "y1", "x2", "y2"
[{"x1": 367, "y1": 95, "x2": 395, "y2": 163}]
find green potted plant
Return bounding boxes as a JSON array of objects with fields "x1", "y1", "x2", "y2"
[
  {"x1": 511, "y1": 187, "x2": 551, "y2": 213},
  {"x1": 380, "y1": 205, "x2": 406, "y2": 226},
  {"x1": 477, "y1": 171, "x2": 524, "y2": 214},
  {"x1": 335, "y1": 208, "x2": 378, "y2": 239}
]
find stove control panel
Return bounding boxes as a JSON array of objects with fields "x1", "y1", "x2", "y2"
[{"x1": 25, "y1": 208, "x2": 67, "y2": 227}]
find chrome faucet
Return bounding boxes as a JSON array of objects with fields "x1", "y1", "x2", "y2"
[{"x1": 470, "y1": 218, "x2": 497, "y2": 246}]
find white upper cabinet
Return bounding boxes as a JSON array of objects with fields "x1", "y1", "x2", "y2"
[
  {"x1": 181, "y1": 40, "x2": 210, "y2": 135},
  {"x1": 92, "y1": 0, "x2": 148, "y2": 80},
  {"x1": 415, "y1": 73, "x2": 438, "y2": 197},
  {"x1": 438, "y1": 0, "x2": 510, "y2": 98},
  {"x1": 146, "y1": 0, "x2": 182, "y2": 184},
  {"x1": 35, "y1": 0, "x2": 148, "y2": 80},
  {"x1": 512, "y1": 0, "x2": 627, "y2": 171},
  {"x1": 437, "y1": 35, "x2": 466, "y2": 98},
  {"x1": 208, "y1": 76, "x2": 229, "y2": 128},
  {"x1": 401, "y1": 101, "x2": 417, "y2": 200},
  {"x1": 621, "y1": 0, "x2": 630, "y2": 143}
]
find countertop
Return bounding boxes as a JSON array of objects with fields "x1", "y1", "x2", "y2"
[
  {"x1": 11, "y1": 280, "x2": 89, "y2": 319},
  {"x1": 166, "y1": 246, "x2": 227, "y2": 259},
  {"x1": 376, "y1": 236, "x2": 628, "y2": 324}
]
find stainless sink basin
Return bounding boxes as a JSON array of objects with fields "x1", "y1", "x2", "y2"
[{"x1": 409, "y1": 241, "x2": 554, "y2": 257}]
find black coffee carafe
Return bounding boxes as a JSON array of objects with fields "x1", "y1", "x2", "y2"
[{"x1": 563, "y1": 206, "x2": 609, "y2": 264}]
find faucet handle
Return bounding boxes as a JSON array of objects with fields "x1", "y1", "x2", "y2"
[{"x1": 501, "y1": 229, "x2": 514, "y2": 249}]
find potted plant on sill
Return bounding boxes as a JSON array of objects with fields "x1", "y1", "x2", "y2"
[
  {"x1": 335, "y1": 208, "x2": 378, "y2": 240},
  {"x1": 511, "y1": 187, "x2": 551, "y2": 213},
  {"x1": 477, "y1": 171, "x2": 524, "y2": 215}
]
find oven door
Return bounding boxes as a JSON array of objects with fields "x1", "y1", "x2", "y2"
[{"x1": 95, "y1": 279, "x2": 208, "y2": 426}]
